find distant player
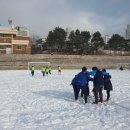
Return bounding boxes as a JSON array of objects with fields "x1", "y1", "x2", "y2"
[
  {"x1": 120, "y1": 66, "x2": 123, "y2": 71},
  {"x1": 49, "y1": 66, "x2": 52, "y2": 74},
  {"x1": 41, "y1": 66, "x2": 45, "y2": 77},
  {"x1": 45, "y1": 66, "x2": 49, "y2": 76},
  {"x1": 58, "y1": 66, "x2": 61, "y2": 75},
  {"x1": 31, "y1": 66, "x2": 35, "y2": 76}
]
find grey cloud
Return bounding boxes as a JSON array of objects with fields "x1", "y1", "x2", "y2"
[{"x1": 0, "y1": 0, "x2": 129, "y2": 37}]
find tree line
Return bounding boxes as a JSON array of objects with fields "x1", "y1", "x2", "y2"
[{"x1": 31, "y1": 27, "x2": 130, "y2": 54}]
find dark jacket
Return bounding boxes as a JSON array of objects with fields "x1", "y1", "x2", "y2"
[
  {"x1": 93, "y1": 70, "x2": 104, "y2": 87},
  {"x1": 103, "y1": 75, "x2": 113, "y2": 90}
]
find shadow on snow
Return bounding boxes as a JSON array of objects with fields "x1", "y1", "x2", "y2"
[{"x1": 33, "y1": 90, "x2": 74, "y2": 102}]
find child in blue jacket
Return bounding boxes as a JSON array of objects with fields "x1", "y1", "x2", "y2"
[{"x1": 71, "y1": 67, "x2": 93, "y2": 103}]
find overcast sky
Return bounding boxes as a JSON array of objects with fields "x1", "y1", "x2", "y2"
[{"x1": 0, "y1": 0, "x2": 130, "y2": 37}]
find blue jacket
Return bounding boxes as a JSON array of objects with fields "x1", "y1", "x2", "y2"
[
  {"x1": 71, "y1": 72, "x2": 88, "y2": 87},
  {"x1": 86, "y1": 70, "x2": 109, "y2": 76}
]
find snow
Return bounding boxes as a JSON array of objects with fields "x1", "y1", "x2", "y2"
[{"x1": 0, "y1": 70, "x2": 130, "y2": 130}]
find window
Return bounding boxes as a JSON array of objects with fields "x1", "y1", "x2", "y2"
[
  {"x1": 0, "y1": 45, "x2": 10, "y2": 49},
  {"x1": 0, "y1": 34, "x2": 12, "y2": 38},
  {"x1": 17, "y1": 45, "x2": 22, "y2": 50}
]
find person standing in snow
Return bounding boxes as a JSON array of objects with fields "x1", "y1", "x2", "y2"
[
  {"x1": 120, "y1": 66, "x2": 123, "y2": 71},
  {"x1": 102, "y1": 69, "x2": 113, "y2": 101},
  {"x1": 81, "y1": 68, "x2": 93, "y2": 97},
  {"x1": 58, "y1": 66, "x2": 61, "y2": 75},
  {"x1": 89, "y1": 67, "x2": 104, "y2": 104},
  {"x1": 86, "y1": 67, "x2": 110, "y2": 104},
  {"x1": 41, "y1": 66, "x2": 46, "y2": 77},
  {"x1": 45, "y1": 66, "x2": 49, "y2": 76},
  {"x1": 31, "y1": 66, "x2": 35, "y2": 76},
  {"x1": 49, "y1": 66, "x2": 52, "y2": 74},
  {"x1": 71, "y1": 67, "x2": 93, "y2": 103}
]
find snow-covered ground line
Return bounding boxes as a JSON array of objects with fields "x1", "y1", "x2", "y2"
[{"x1": 0, "y1": 70, "x2": 130, "y2": 130}]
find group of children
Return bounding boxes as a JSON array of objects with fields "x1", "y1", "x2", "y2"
[
  {"x1": 71, "y1": 67, "x2": 113, "y2": 104},
  {"x1": 31, "y1": 66, "x2": 52, "y2": 76},
  {"x1": 30, "y1": 66, "x2": 62, "y2": 76},
  {"x1": 31, "y1": 65, "x2": 112, "y2": 104}
]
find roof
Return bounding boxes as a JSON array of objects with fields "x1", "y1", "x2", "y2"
[
  {"x1": 15, "y1": 26, "x2": 28, "y2": 31},
  {"x1": 0, "y1": 25, "x2": 12, "y2": 30},
  {"x1": 0, "y1": 25, "x2": 17, "y2": 35}
]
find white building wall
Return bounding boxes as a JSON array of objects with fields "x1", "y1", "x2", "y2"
[{"x1": 126, "y1": 24, "x2": 130, "y2": 40}]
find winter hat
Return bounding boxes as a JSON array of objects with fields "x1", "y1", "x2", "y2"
[
  {"x1": 92, "y1": 66, "x2": 98, "y2": 70},
  {"x1": 82, "y1": 67, "x2": 87, "y2": 72},
  {"x1": 102, "y1": 68, "x2": 106, "y2": 72}
]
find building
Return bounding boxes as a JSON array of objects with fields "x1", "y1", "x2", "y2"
[
  {"x1": 104, "y1": 35, "x2": 111, "y2": 44},
  {"x1": 66, "y1": 27, "x2": 71, "y2": 38},
  {"x1": 0, "y1": 25, "x2": 31, "y2": 54},
  {"x1": 126, "y1": 24, "x2": 130, "y2": 40}
]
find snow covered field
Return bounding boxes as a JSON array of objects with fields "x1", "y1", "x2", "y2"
[{"x1": 0, "y1": 70, "x2": 130, "y2": 130}]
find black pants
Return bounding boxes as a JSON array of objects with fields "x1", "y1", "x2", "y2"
[
  {"x1": 42, "y1": 71, "x2": 45, "y2": 76},
  {"x1": 80, "y1": 87, "x2": 88, "y2": 103},
  {"x1": 73, "y1": 86, "x2": 80, "y2": 100},
  {"x1": 93, "y1": 86, "x2": 103, "y2": 103},
  {"x1": 49, "y1": 70, "x2": 51, "y2": 74},
  {"x1": 106, "y1": 90, "x2": 110, "y2": 100},
  {"x1": 81, "y1": 86, "x2": 89, "y2": 97},
  {"x1": 31, "y1": 71, "x2": 34, "y2": 76},
  {"x1": 73, "y1": 86, "x2": 88, "y2": 103}
]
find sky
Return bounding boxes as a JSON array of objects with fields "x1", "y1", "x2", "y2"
[{"x1": 0, "y1": 0, "x2": 130, "y2": 37}]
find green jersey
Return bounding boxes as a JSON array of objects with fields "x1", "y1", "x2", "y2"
[
  {"x1": 45, "y1": 68, "x2": 49, "y2": 72},
  {"x1": 41, "y1": 67, "x2": 45, "y2": 72},
  {"x1": 31, "y1": 67, "x2": 35, "y2": 71}
]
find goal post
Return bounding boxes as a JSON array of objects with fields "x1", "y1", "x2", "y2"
[{"x1": 28, "y1": 62, "x2": 51, "y2": 70}]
